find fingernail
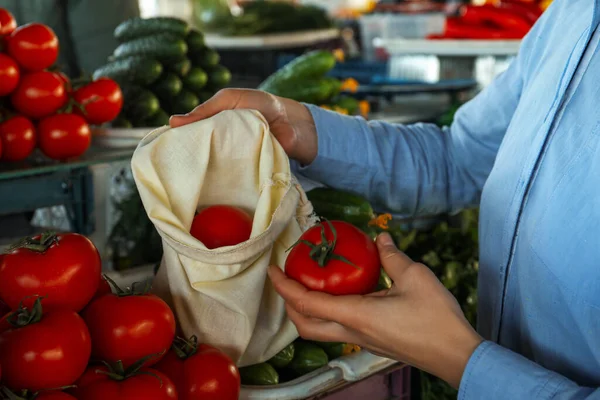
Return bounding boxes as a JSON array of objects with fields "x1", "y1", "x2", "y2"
[{"x1": 377, "y1": 232, "x2": 393, "y2": 246}]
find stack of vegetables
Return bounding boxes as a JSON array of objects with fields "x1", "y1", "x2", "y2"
[
  {"x1": 0, "y1": 233, "x2": 242, "y2": 400},
  {"x1": 93, "y1": 17, "x2": 231, "y2": 129},
  {"x1": 259, "y1": 50, "x2": 369, "y2": 118},
  {"x1": 429, "y1": 0, "x2": 544, "y2": 40},
  {"x1": 0, "y1": 8, "x2": 122, "y2": 163}
]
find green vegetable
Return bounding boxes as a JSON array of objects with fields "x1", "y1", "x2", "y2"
[
  {"x1": 208, "y1": 65, "x2": 231, "y2": 89},
  {"x1": 111, "y1": 115, "x2": 133, "y2": 129},
  {"x1": 267, "y1": 343, "x2": 295, "y2": 369},
  {"x1": 313, "y1": 342, "x2": 360, "y2": 360},
  {"x1": 139, "y1": 109, "x2": 170, "y2": 127},
  {"x1": 166, "y1": 90, "x2": 200, "y2": 115},
  {"x1": 259, "y1": 50, "x2": 336, "y2": 92},
  {"x1": 307, "y1": 188, "x2": 376, "y2": 227},
  {"x1": 151, "y1": 72, "x2": 183, "y2": 100},
  {"x1": 375, "y1": 268, "x2": 392, "y2": 291},
  {"x1": 114, "y1": 17, "x2": 190, "y2": 42},
  {"x1": 190, "y1": 48, "x2": 220, "y2": 69},
  {"x1": 239, "y1": 363, "x2": 279, "y2": 386},
  {"x1": 168, "y1": 57, "x2": 192, "y2": 78},
  {"x1": 287, "y1": 342, "x2": 328, "y2": 377},
  {"x1": 186, "y1": 29, "x2": 205, "y2": 53},
  {"x1": 121, "y1": 86, "x2": 160, "y2": 122},
  {"x1": 196, "y1": 91, "x2": 214, "y2": 103},
  {"x1": 183, "y1": 67, "x2": 208, "y2": 92},
  {"x1": 93, "y1": 56, "x2": 163, "y2": 86},
  {"x1": 114, "y1": 34, "x2": 188, "y2": 62},
  {"x1": 264, "y1": 78, "x2": 336, "y2": 104},
  {"x1": 332, "y1": 95, "x2": 360, "y2": 115}
]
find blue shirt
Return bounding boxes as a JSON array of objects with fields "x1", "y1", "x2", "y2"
[{"x1": 293, "y1": 0, "x2": 600, "y2": 397}]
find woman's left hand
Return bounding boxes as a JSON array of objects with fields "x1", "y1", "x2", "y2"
[{"x1": 268, "y1": 232, "x2": 483, "y2": 388}]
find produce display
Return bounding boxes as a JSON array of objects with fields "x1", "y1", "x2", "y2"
[
  {"x1": 193, "y1": 0, "x2": 333, "y2": 36},
  {"x1": 429, "y1": 1, "x2": 543, "y2": 40},
  {"x1": 0, "y1": 233, "x2": 241, "y2": 400},
  {"x1": 94, "y1": 17, "x2": 231, "y2": 129},
  {"x1": 0, "y1": 8, "x2": 123, "y2": 163},
  {"x1": 259, "y1": 50, "x2": 369, "y2": 118}
]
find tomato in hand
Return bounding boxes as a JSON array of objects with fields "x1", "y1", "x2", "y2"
[
  {"x1": 0, "y1": 299, "x2": 91, "y2": 391},
  {"x1": 0, "y1": 8, "x2": 17, "y2": 36},
  {"x1": 190, "y1": 205, "x2": 253, "y2": 249},
  {"x1": 73, "y1": 78, "x2": 123, "y2": 125},
  {"x1": 7, "y1": 23, "x2": 58, "y2": 71},
  {"x1": 155, "y1": 336, "x2": 241, "y2": 400},
  {"x1": 285, "y1": 220, "x2": 381, "y2": 295},
  {"x1": 35, "y1": 392, "x2": 77, "y2": 400},
  {"x1": 75, "y1": 365, "x2": 177, "y2": 400},
  {"x1": 0, "y1": 54, "x2": 20, "y2": 96},
  {"x1": 0, "y1": 232, "x2": 101, "y2": 312},
  {"x1": 0, "y1": 116, "x2": 36, "y2": 162},
  {"x1": 11, "y1": 71, "x2": 67, "y2": 119},
  {"x1": 82, "y1": 278, "x2": 176, "y2": 369},
  {"x1": 38, "y1": 113, "x2": 91, "y2": 160}
]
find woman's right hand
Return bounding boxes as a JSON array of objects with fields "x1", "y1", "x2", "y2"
[{"x1": 169, "y1": 89, "x2": 319, "y2": 166}]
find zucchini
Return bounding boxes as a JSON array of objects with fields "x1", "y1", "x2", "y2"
[
  {"x1": 183, "y1": 67, "x2": 208, "y2": 92},
  {"x1": 121, "y1": 86, "x2": 161, "y2": 122},
  {"x1": 186, "y1": 29, "x2": 205, "y2": 53},
  {"x1": 307, "y1": 188, "x2": 376, "y2": 227},
  {"x1": 313, "y1": 342, "x2": 361, "y2": 360},
  {"x1": 259, "y1": 50, "x2": 336, "y2": 92},
  {"x1": 190, "y1": 48, "x2": 220, "y2": 69},
  {"x1": 93, "y1": 56, "x2": 163, "y2": 86},
  {"x1": 267, "y1": 343, "x2": 295, "y2": 369},
  {"x1": 151, "y1": 72, "x2": 183, "y2": 100},
  {"x1": 166, "y1": 90, "x2": 200, "y2": 115},
  {"x1": 139, "y1": 109, "x2": 170, "y2": 127},
  {"x1": 168, "y1": 57, "x2": 192, "y2": 78},
  {"x1": 287, "y1": 342, "x2": 328, "y2": 377},
  {"x1": 114, "y1": 17, "x2": 190, "y2": 42},
  {"x1": 208, "y1": 65, "x2": 231, "y2": 89},
  {"x1": 239, "y1": 363, "x2": 279, "y2": 386},
  {"x1": 114, "y1": 34, "x2": 188, "y2": 62}
]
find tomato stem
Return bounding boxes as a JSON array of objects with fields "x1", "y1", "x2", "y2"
[
  {"x1": 171, "y1": 335, "x2": 199, "y2": 360},
  {"x1": 0, "y1": 387, "x2": 26, "y2": 400},
  {"x1": 95, "y1": 353, "x2": 165, "y2": 385},
  {"x1": 287, "y1": 220, "x2": 360, "y2": 269},
  {"x1": 103, "y1": 274, "x2": 153, "y2": 297},
  {"x1": 6, "y1": 231, "x2": 58, "y2": 254},
  {"x1": 6, "y1": 297, "x2": 44, "y2": 328}
]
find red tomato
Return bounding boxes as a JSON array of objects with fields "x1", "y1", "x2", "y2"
[
  {"x1": 55, "y1": 71, "x2": 72, "y2": 92},
  {"x1": 0, "y1": 116, "x2": 36, "y2": 162},
  {"x1": 92, "y1": 276, "x2": 112, "y2": 300},
  {"x1": 75, "y1": 366, "x2": 177, "y2": 400},
  {"x1": 38, "y1": 113, "x2": 91, "y2": 160},
  {"x1": 0, "y1": 301, "x2": 91, "y2": 391},
  {"x1": 155, "y1": 337, "x2": 240, "y2": 400},
  {"x1": 73, "y1": 78, "x2": 123, "y2": 125},
  {"x1": 285, "y1": 220, "x2": 380, "y2": 295},
  {"x1": 190, "y1": 205, "x2": 253, "y2": 249},
  {"x1": 0, "y1": 298, "x2": 9, "y2": 315},
  {"x1": 6, "y1": 23, "x2": 59, "y2": 71},
  {"x1": 0, "y1": 54, "x2": 20, "y2": 96},
  {"x1": 0, "y1": 8, "x2": 17, "y2": 36},
  {"x1": 0, "y1": 232, "x2": 101, "y2": 312},
  {"x1": 82, "y1": 284, "x2": 176, "y2": 369},
  {"x1": 36, "y1": 392, "x2": 77, "y2": 400},
  {"x1": 11, "y1": 71, "x2": 67, "y2": 119}
]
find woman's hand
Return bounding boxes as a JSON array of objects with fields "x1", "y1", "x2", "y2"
[
  {"x1": 269, "y1": 232, "x2": 483, "y2": 389},
  {"x1": 169, "y1": 89, "x2": 319, "y2": 166}
]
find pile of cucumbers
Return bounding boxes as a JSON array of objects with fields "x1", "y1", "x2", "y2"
[
  {"x1": 259, "y1": 50, "x2": 363, "y2": 116},
  {"x1": 93, "y1": 17, "x2": 231, "y2": 128}
]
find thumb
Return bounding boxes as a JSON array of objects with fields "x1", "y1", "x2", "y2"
[{"x1": 376, "y1": 232, "x2": 415, "y2": 282}]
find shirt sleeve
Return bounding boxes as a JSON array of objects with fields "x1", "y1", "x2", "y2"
[
  {"x1": 293, "y1": 8, "x2": 552, "y2": 217},
  {"x1": 459, "y1": 341, "x2": 600, "y2": 400}
]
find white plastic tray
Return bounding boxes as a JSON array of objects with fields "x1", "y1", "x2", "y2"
[
  {"x1": 381, "y1": 38, "x2": 522, "y2": 57},
  {"x1": 204, "y1": 28, "x2": 340, "y2": 50},
  {"x1": 92, "y1": 127, "x2": 153, "y2": 149}
]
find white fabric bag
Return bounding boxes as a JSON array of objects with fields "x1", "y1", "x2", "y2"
[{"x1": 130, "y1": 109, "x2": 317, "y2": 366}]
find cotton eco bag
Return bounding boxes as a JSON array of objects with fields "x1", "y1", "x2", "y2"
[{"x1": 130, "y1": 109, "x2": 316, "y2": 366}]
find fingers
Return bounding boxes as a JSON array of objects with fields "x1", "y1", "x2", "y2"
[
  {"x1": 376, "y1": 233, "x2": 415, "y2": 282},
  {"x1": 285, "y1": 304, "x2": 359, "y2": 344},
  {"x1": 268, "y1": 265, "x2": 362, "y2": 327},
  {"x1": 169, "y1": 88, "x2": 246, "y2": 127}
]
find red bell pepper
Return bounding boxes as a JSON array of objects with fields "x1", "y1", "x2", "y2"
[
  {"x1": 461, "y1": 4, "x2": 533, "y2": 35},
  {"x1": 431, "y1": 17, "x2": 527, "y2": 40}
]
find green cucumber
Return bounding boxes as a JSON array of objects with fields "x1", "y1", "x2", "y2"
[
  {"x1": 264, "y1": 78, "x2": 335, "y2": 104},
  {"x1": 307, "y1": 188, "x2": 376, "y2": 226},
  {"x1": 166, "y1": 90, "x2": 200, "y2": 115},
  {"x1": 186, "y1": 29, "x2": 205, "y2": 53},
  {"x1": 267, "y1": 343, "x2": 295, "y2": 369},
  {"x1": 139, "y1": 109, "x2": 170, "y2": 127},
  {"x1": 332, "y1": 95, "x2": 360, "y2": 115},
  {"x1": 151, "y1": 72, "x2": 183, "y2": 100},
  {"x1": 190, "y1": 48, "x2": 220, "y2": 69},
  {"x1": 111, "y1": 115, "x2": 133, "y2": 129},
  {"x1": 313, "y1": 342, "x2": 360, "y2": 360},
  {"x1": 114, "y1": 34, "x2": 188, "y2": 62},
  {"x1": 259, "y1": 50, "x2": 336, "y2": 92},
  {"x1": 114, "y1": 17, "x2": 190, "y2": 42},
  {"x1": 239, "y1": 363, "x2": 279, "y2": 386},
  {"x1": 208, "y1": 65, "x2": 231, "y2": 89},
  {"x1": 196, "y1": 90, "x2": 214, "y2": 103},
  {"x1": 121, "y1": 86, "x2": 160, "y2": 122},
  {"x1": 93, "y1": 56, "x2": 163, "y2": 86},
  {"x1": 168, "y1": 57, "x2": 192, "y2": 78},
  {"x1": 287, "y1": 342, "x2": 328, "y2": 377},
  {"x1": 183, "y1": 67, "x2": 208, "y2": 92}
]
